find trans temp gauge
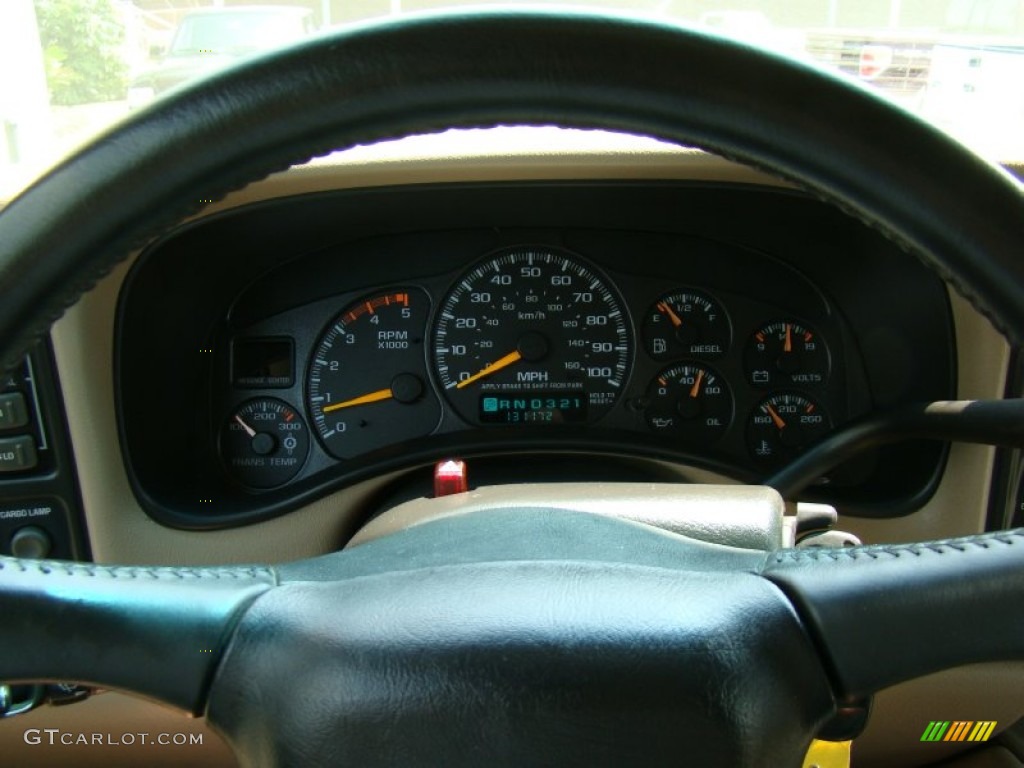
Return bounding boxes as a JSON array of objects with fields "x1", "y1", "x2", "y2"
[
  {"x1": 433, "y1": 247, "x2": 632, "y2": 425},
  {"x1": 221, "y1": 398, "x2": 309, "y2": 489}
]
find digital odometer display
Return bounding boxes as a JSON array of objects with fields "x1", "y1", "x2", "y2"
[
  {"x1": 433, "y1": 247, "x2": 631, "y2": 425},
  {"x1": 479, "y1": 393, "x2": 588, "y2": 424}
]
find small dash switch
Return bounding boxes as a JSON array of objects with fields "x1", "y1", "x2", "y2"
[
  {"x1": 0, "y1": 393, "x2": 28, "y2": 430},
  {"x1": 0, "y1": 435, "x2": 38, "y2": 473}
]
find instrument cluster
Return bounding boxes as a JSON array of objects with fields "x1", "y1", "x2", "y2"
[
  {"x1": 116, "y1": 182, "x2": 954, "y2": 526},
  {"x1": 218, "y1": 242, "x2": 845, "y2": 492}
]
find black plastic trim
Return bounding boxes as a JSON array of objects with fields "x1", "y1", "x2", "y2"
[{"x1": 0, "y1": 340, "x2": 90, "y2": 561}]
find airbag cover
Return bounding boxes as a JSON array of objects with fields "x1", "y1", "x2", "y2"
[{"x1": 207, "y1": 510, "x2": 833, "y2": 767}]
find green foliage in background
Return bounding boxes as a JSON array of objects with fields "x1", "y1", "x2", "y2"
[{"x1": 34, "y1": 0, "x2": 127, "y2": 105}]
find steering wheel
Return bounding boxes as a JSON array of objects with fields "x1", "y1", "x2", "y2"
[{"x1": 2, "y1": 12, "x2": 1024, "y2": 767}]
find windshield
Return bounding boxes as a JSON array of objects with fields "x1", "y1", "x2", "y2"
[{"x1": 2, "y1": 0, "x2": 1023, "y2": 199}]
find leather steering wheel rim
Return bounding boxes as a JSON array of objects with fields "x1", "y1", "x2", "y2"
[{"x1": 2, "y1": 11, "x2": 1024, "y2": 768}]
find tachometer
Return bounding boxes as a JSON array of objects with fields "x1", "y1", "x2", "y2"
[
  {"x1": 433, "y1": 247, "x2": 631, "y2": 425},
  {"x1": 308, "y1": 289, "x2": 441, "y2": 459}
]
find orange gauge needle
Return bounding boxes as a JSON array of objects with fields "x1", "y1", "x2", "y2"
[
  {"x1": 456, "y1": 350, "x2": 523, "y2": 390},
  {"x1": 657, "y1": 301, "x2": 683, "y2": 328},
  {"x1": 784, "y1": 323, "x2": 793, "y2": 353},
  {"x1": 765, "y1": 404, "x2": 787, "y2": 430},
  {"x1": 322, "y1": 387, "x2": 393, "y2": 413},
  {"x1": 689, "y1": 369, "x2": 705, "y2": 398}
]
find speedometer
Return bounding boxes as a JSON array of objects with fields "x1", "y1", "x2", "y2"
[{"x1": 433, "y1": 247, "x2": 631, "y2": 425}]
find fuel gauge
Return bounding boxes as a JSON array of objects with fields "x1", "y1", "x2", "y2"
[
  {"x1": 643, "y1": 290, "x2": 730, "y2": 360},
  {"x1": 645, "y1": 363, "x2": 733, "y2": 443}
]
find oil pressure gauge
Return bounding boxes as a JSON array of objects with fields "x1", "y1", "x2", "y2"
[{"x1": 645, "y1": 363, "x2": 733, "y2": 443}]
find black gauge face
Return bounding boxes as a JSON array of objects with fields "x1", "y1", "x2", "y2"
[
  {"x1": 433, "y1": 247, "x2": 631, "y2": 425},
  {"x1": 747, "y1": 393, "x2": 831, "y2": 463},
  {"x1": 642, "y1": 290, "x2": 730, "y2": 360},
  {"x1": 308, "y1": 289, "x2": 441, "y2": 459},
  {"x1": 221, "y1": 398, "x2": 309, "y2": 489},
  {"x1": 745, "y1": 320, "x2": 830, "y2": 388},
  {"x1": 645, "y1": 363, "x2": 733, "y2": 443}
]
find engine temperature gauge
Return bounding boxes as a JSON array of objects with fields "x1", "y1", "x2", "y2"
[
  {"x1": 747, "y1": 393, "x2": 831, "y2": 463},
  {"x1": 745, "y1": 321, "x2": 829, "y2": 388},
  {"x1": 645, "y1": 363, "x2": 733, "y2": 443},
  {"x1": 642, "y1": 290, "x2": 730, "y2": 360},
  {"x1": 221, "y1": 398, "x2": 310, "y2": 489}
]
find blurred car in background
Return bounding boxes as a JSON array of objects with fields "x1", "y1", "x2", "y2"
[
  {"x1": 804, "y1": 29, "x2": 934, "y2": 93},
  {"x1": 127, "y1": 5, "x2": 316, "y2": 108}
]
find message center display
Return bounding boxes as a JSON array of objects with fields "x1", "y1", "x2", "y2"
[{"x1": 479, "y1": 393, "x2": 588, "y2": 424}]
